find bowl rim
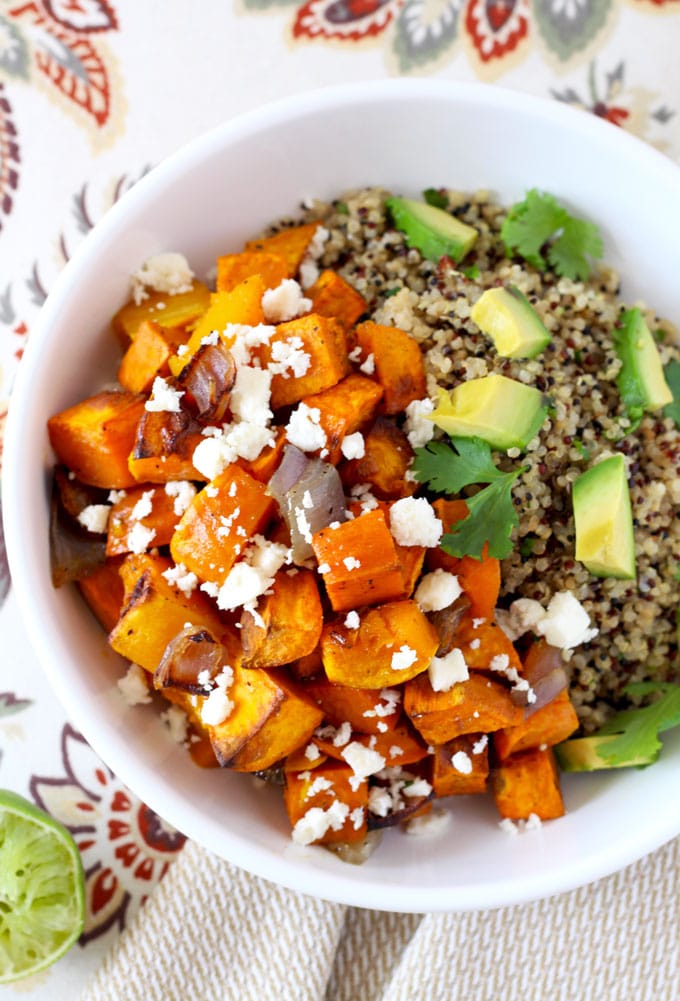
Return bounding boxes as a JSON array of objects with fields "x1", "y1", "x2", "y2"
[{"x1": 4, "y1": 78, "x2": 680, "y2": 912}]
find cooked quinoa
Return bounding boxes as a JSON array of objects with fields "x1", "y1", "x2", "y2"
[{"x1": 271, "y1": 186, "x2": 680, "y2": 733}]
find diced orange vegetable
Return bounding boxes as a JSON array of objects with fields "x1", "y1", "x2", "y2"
[
  {"x1": 289, "y1": 645, "x2": 323, "y2": 682},
  {"x1": 404, "y1": 672, "x2": 524, "y2": 745},
  {"x1": 301, "y1": 374, "x2": 383, "y2": 464},
  {"x1": 245, "y1": 222, "x2": 320, "y2": 277},
  {"x1": 237, "y1": 426, "x2": 287, "y2": 483},
  {"x1": 48, "y1": 391, "x2": 146, "y2": 489},
  {"x1": 112, "y1": 280, "x2": 211, "y2": 347},
  {"x1": 491, "y1": 747, "x2": 565, "y2": 821},
  {"x1": 354, "y1": 320, "x2": 427, "y2": 414},
  {"x1": 128, "y1": 410, "x2": 206, "y2": 484},
  {"x1": 428, "y1": 500, "x2": 501, "y2": 619},
  {"x1": 262, "y1": 314, "x2": 349, "y2": 409},
  {"x1": 315, "y1": 722, "x2": 427, "y2": 768},
  {"x1": 77, "y1": 557, "x2": 125, "y2": 632},
  {"x1": 396, "y1": 541, "x2": 426, "y2": 597},
  {"x1": 340, "y1": 418, "x2": 416, "y2": 499},
  {"x1": 307, "y1": 270, "x2": 367, "y2": 330},
  {"x1": 449, "y1": 615, "x2": 524, "y2": 677},
  {"x1": 109, "y1": 552, "x2": 224, "y2": 672},
  {"x1": 302, "y1": 679, "x2": 400, "y2": 735},
  {"x1": 493, "y1": 690, "x2": 579, "y2": 760},
  {"x1": 430, "y1": 735, "x2": 489, "y2": 797},
  {"x1": 187, "y1": 733, "x2": 220, "y2": 769},
  {"x1": 321, "y1": 599, "x2": 439, "y2": 689},
  {"x1": 216, "y1": 251, "x2": 288, "y2": 292},
  {"x1": 170, "y1": 465, "x2": 275, "y2": 583},
  {"x1": 229, "y1": 670, "x2": 323, "y2": 772},
  {"x1": 117, "y1": 320, "x2": 176, "y2": 395},
  {"x1": 283, "y1": 760, "x2": 368, "y2": 844},
  {"x1": 106, "y1": 484, "x2": 183, "y2": 557},
  {"x1": 241, "y1": 569, "x2": 323, "y2": 669},
  {"x1": 285, "y1": 742, "x2": 327, "y2": 771},
  {"x1": 312, "y1": 508, "x2": 406, "y2": 612}
]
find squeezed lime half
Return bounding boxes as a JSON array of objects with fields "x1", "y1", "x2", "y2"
[{"x1": 0, "y1": 790, "x2": 85, "y2": 983}]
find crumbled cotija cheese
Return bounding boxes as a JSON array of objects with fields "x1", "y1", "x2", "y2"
[
  {"x1": 269, "y1": 336, "x2": 312, "y2": 379},
  {"x1": 77, "y1": 504, "x2": 110, "y2": 534},
  {"x1": 389, "y1": 497, "x2": 442, "y2": 548},
  {"x1": 451, "y1": 750, "x2": 473, "y2": 775},
  {"x1": 200, "y1": 668, "x2": 234, "y2": 726},
  {"x1": 391, "y1": 645, "x2": 418, "y2": 671},
  {"x1": 285, "y1": 403, "x2": 327, "y2": 452},
  {"x1": 131, "y1": 252, "x2": 194, "y2": 305},
  {"x1": 403, "y1": 397, "x2": 435, "y2": 448},
  {"x1": 164, "y1": 480, "x2": 197, "y2": 517},
  {"x1": 130, "y1": 489, "x2": 154, "y2": 522},
  {"x1": 305, "y1": 776, "x2": 333, "y2": 800},
  {"x1": 127, "y1": 522, "x2": 156, "y2": 555},
  {"x1": 404, "y1": 808, "x2": 451, "y2": 838},
  {"x1": 341, "y1": 742, "x2": 386, "y2": 791},
  {"x1": 117, "y1": 663, "x2": 151, "y2": 706},
  {"x1": 344, "y1": 610, "x2": 360, "y2": 629},
  {"x1": 161, "y1": 562, "x2": 198, "y2": 597},
  {"x1": 261, "y1": 279, "x2": 311, "y2": 323},
  {"x1": 230, "y1": 366, "x2": 273, "y2": 426},
  {"x1": 291, "y1": 799, "x2": 349, "y2": 845},
  {"x1": 332, "y1": 721, "x2": 352, "y2": 748},
  {"x1": 428, "y1": 648, "x2": 469, "y2": 692},
  {"x1": 340, "y1": 432, "x2": 365, "y2": 460},
  {"x1": 414, "y1": 569, "x2": 462, "y2": 612},
  {"x1": 160, "y1": 705, "x2": 190, "y2": 745},
  {"x1": 342, "y1": 556, "x2": 361, "y2": 571},
  {"x1": 145, "y1": 376, "x2": 184, "y2": 413}
]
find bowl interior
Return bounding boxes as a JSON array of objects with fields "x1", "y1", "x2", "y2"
[{"x1": 5, "y1": 81, "x2": 680, "y2": 912}]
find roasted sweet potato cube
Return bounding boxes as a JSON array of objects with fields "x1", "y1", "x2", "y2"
[
  {"x1": 289, "y1": 645, "x2": 323, "y2": 682},
  {"x1": 285, "y1": 742, "x2": 327, "y2": 771},
  {"x1": 77, "y1": 557, "x2": 125, "y2": 632},
  {"x1": 312, "y1": 508, "x2": 406, "y2": 612},
  {"x1": 494, "y1": 690, "x2": 580, "y2": 760},
  {"x1": 128, "y1": 409, "x2": 206, "y2": 483},
  {"x1": 340, "y1": 418, "x2": 416, "y2": 499},
  {"x1": 117, "y1": 321, "x2": 176, "y2": 395},
  {"x1": 237, "y1": 426, "x2": 287, "y2": 483},
  {"x1": 428, "y1": 500, "x2": 501, "y2": 619},
  {"x1": 396, "y1": 542, "x2": 426, "y2": 598},
  {"x1": 108, "y1": 553, "x2": 224, "y2": 672},
  {"x1": 302, "y1": 679, "x2": 400, "y2": 736},
  {"x1": 404, "y1": 672, "x2": 524, "y2": 745},
  {"x1": 112, "y1": 280, "x2": 210, "y2": 347},
  {"x1": 263, "y1": 314, "x2": 349, "y2": 409},
  {"x1": 321, "y1": 600, "x2": 438, "y2": 689},
  {"x1": 229, "y1": 671, "x2": 324, "y2": 772},
  {"x1": 245, "y1": 221, "x2": 321, "y2": 277},
  {"x1": 430, "y1": 734, "x2": 489, "y2": 797},
  {"x1": 106, "y1": 484, "x2": 186, "y2": 557},
  {"x1": 216, "y1": 250, "x2": 288, "y2": 292},
  {"x1": 241, "y1": 569, "x2": 323, "y2": 669},
  {"x1": 315, "y1": 722, "x2": 427, "y2": 769},
  {"x1": 491, "y1": 747, "x2": 565, "y2": 820},
  {"x1": 301, "y1": 374, "x2": 383, "y2": 464},
  {"x1": 354, "y1": 320, "x2": 427, "y2": 414},
  {"x1": 283, "y1": 760, "x2": 368, "y2": 844},
  {"x1": 307, "y1": 270, "x2": 367, "y2": 330},
  {"x1": 48, "y1": 391, "x2": 146, "y2": 489},
  {"x1": 449, "y1": 615, "x2": 524, "y2": 677},
  {"x1": 170, "y1": 465, "x2": 275, "y2": 583}
]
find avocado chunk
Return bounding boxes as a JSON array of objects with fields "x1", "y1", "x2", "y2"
[
  {"x1": 470, "y1": 285, "x2": 551, "y2": 359},
  {"x1": 572, "y1": 454, "x2": 636, "y2": 579},
  {"x1": 386, "y1": 196, "x2": 478, "y2": 264},
  {"x1": 613, "y1": 307, "x2": 673, "y2": 420},
  {"x1": 555, "y1": 734, "x2": 656, "y2": 771},
  {"x1": 430, "y1": 374, "x2": 547, "y2": 451}
]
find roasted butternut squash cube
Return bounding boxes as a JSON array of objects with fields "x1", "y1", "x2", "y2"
[
  {"x1": 302, "y1": 679, "x2": 401, "y2": 736},
  {"x1": 404, "y1": 672, "x2": 524, "y2": 745},
  {"x1": 109, "y1": 552, "x2": 223, "y2": 672},
  {"x1": 48, "y1": 390, "x2": 146, "y2": 489},
  {"x1": 314, "y1": 722, "x2": 428, "y2": 768},
  {"x1": 107, "y1": 484, "x2": 187, "y2": 557},
  {"x1": 312, "y1": 508, "x2": 406, "y2": 612},
  {"x1": 237, "y1": 426, "x2": 287, "y2": 483},
  {"x1": 117, "y1": 320, "x2": 177, "y2": 395},
  {"x1": 128, "y1": 409, "x2": 206, "y2": 484},
  {"x1": 283, "y1": 761, "x2": 368, "y2": 844},
  {"x1": 77, "y1": 557, "x2": 125, "y2": 633},
  {"x1": 170, "y1": 465, "x2": 275, "y2": 583},
  {"x1": 491, "y1": 747, "x2": 565, "y2": 821},
  {"x1": 289, "y1": 645, "x2": 323, "y2": 682},
  {"x1": 112, "y1": 280, "x2": 210, "y2": 347},
  {"x1": 448, "y1": 615, "x2": 524, "y2": 677},
  {"x1": 263, "y1": 314, "x2": 349, "y2": 409},
  {"x1": 427, "y1": 500, "x2": 501, "y2": 619},
  {"x1": 307, "y1": 270, "x2": 367, "y2": 330},
  {"x1": 301, "y1": 374, "x2": 383, "y2": 464},
  {"x1": 354, "y1": 320, "x2": 427, "y2": 414},
  {"x1": 245, "y1": 221, "x2": 321, "y2": 277},
  {"x1": 431, "y1": 734, "x2": 489, "y2": 797},
  {"x1": 340, "y1": 418, "x2": 416, "y2": 499},
  {"x1": 321, "y1": 600, "x2": 438, "y2": 689},
  {"x1": 216, "y1": 250, "x2": 288, "y2": 292},
  {"x1": 493, "y1": 690, "x2": 579, "y2": 760},
  {"x1": 241, "y1": 569, "x2": 323, "y2": 669}
]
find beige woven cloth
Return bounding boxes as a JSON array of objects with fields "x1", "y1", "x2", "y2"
[{"x1": 80, "y1": 836, "x2": 679, "y2": 1001}]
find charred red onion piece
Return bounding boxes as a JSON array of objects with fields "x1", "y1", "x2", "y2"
[
  {"x1": 511, "y1": 640, "x2": 568, "y2": 715},
  {"x1": 154, "y1": 625, "x2": 225, "y2": 693},
  {"x1": 176, "y1": 342, "x2": 236, "y2": 424},
  {"x1": 49, "y1": 482, "x2": 106, "y2": 587},
  {"x1": 428, "y1": 594, "x2": 472, "y2": 657}
]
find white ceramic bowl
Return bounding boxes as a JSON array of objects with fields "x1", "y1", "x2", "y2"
[{"x1": 4, "y1": 80, "x2": 680, "y2": 913}]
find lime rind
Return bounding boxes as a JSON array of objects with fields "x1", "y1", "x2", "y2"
[{"x1": 0, "y1": 790, "x2": 85, "y2": 984}]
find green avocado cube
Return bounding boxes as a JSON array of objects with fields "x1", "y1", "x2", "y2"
[
  {"x1": 572, "y1": 454, "x2": 636, "y2": 580},
  {"x1": 471, "y1": 285, "x2": 551, "y2": 359},
  {"x1": 614, "y1": 308, "x2": 673, "y2": 417},
  {"x1": 386, "y1": 196, "x2": 478, "y2": 264},
  {"x1": 429, "y1": 374, "x2": 547, "y2": 451}
]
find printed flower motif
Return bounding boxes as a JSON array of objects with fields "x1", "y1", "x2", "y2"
[
  {"x1": 464, "y1": 0, "x2": 530, "y2": 64},
  {"x1": 293, "y1": 0, "x2": 402, "y2": 41},
  {"x1": 31, "y1": 725, "x2": 186, "y2": 943},
  {"x1": 0, "y1": 81, "x2": 18, "y2": 234},
  {"x1": 392, "y1": 0, "x2": 463, "y2": 72}
]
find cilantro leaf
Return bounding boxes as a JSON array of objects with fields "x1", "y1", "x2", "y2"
[
  {"x1": 590, "y1": 682, "x2": 680, "y2": 767},
  {"x1": 501, "y1": 189, "x2": 603, "y2": 281},
  {"x1": 440, "y1": 470, "x2": 521, "y2": 560},
  {"x1": 411, "y1": 437, "x2": 504, "y2": 494},
  {"x1": 422, "y1": 187, "x2": 448, "y2": 209},
  {"x1": 663, "y1": 359, "x2": 680, "y2": 427}
]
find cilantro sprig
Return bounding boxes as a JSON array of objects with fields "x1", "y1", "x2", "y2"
[
  {"x1": 663, "y1": 359, "x2": 680, "y2": 427},
  {"x1": 501, "y1": 189, "x2": 603, "y2": 281},
  {"x1": 588, "y1": 682, "x2": 680, "y2": 767},
  {"x1": 412, "y1": 437, "x2": 523, "y2": 560}
]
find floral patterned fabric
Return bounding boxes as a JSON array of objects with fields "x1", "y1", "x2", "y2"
[{"x1": 0, "y1": 0, "x2": 679, "y2": 994}]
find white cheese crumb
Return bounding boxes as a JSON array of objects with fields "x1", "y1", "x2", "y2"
[
  {"x1": 176, "y1": 343, "x2": 189, "y2": 358},
  {"x1": 391, "y1": 644, "x2": 418, "y2": 671},
  {"x1": 359, "y1": 353, "x2": 375, "y2": 376},
  {"x1": 404, "y1": 397, "x2": 435, "y2": 448},
  {"x1": 200, "y1": 668, "x2": 234, "y2": 726},
  {"x1": 205, "y1": 484, "x2": 219, "y2": 498},
  {"x1": 403, "y1": 778, "x2": 432, "y2": 797},
  {"x1": 108, "y1": 489, "x2": 127, "y2": 504},
  {"x1": 499, "y1": 818, "x2": 520, "y2": 836},
  {"x1": 291, "y1": 799, "x2": 349, "y2": 845},
  {"x1": 317, "y1": 562, "x2": 331, "y2": 575},
  {"x1": 404, "y1": 808, "x2": 451, "y2": 838},
  {"x1": 470, "y1": 638, "x2": 481, "y2": 650},
  {"x1": 286, "y1": 403, "x2": 327, "y2": 452},
  {"x1": 230, "y1": 365, "x2": 273, "y2": 426},
  {"x1": 472, "y1": 617, "x2": 486, "y2": 629},
  {"x1": 131, "y1": 252, "x2": 194, "y2": 305},
  {"x1": 127, "y1": 521, "x2": 157, "y2": 554},
  {"x1": 304, "y1": 742, "x2": 319, "y2": 761},
  {"x1": 305, "y1": 776, "x2": 333, "y2": 800},
  {"x1": 145, "y1": 376, "x2": 184, "y2": 413},
  {"x1": 160, "y1": 704, "x2": 190, "y2": 745},
  {"x1": 428, "y1": 648, "x2": 469, "y2": 692},
  {"x1": 268, "y1": 336, "x2": 311, "y2": 379},
  {"x1": 130, "y1": 489, "x2": 154, "y2": 522},
  {"x1": 536, "y1": 591, "x2": 599, "y2": 649},
  {"x1": 262, "y1": 279, "x2": 311, "y2": 323},
  {"x1": 451, "y1": 750, "x2": 473, "y2": 775},
  {"x1": 161, "y1": 562, "x2": 198, "y2": 597},
  {"x1": 499, "y1": 813, "x2": 543, "y2": 835},
  {"x1": 77, "y1": 504, "x2": 110, "y2": 534},
  {"x1": 342, "y1": 556, "x2": 362, "y2": 572},
  {"x1": 414, "y1": 569, "x2": 462, "y2": 612},
  {"x1": 332, "y1": 721, "x2": 352, "y2": 748},
  {"x1": 344, "y1": 610, "x2": 360, "y2": 630},
  {"x1": 295, "y1": 507, "x2": 313, "y2": 545},
  {"x1": 389, "y1": 497, "x2": 442, "y2": 548},
  {"x1": 164, "y1": 480, "x2": 196, "y2": 517},
  {"x1": 341, "y1": 741, "x2": 386, "y2": 791},
  {"x1": 340, "y1": 432, "x2": 365, "y2": 461},
  {"x1": 367, "y1": 786, "x2": 392, "y2": 818},
  {"x1": 389, "y1": 745, "x2": 404, "y2": 759},
  {"x1": 349, "y1": 806, "x2": 365, "y2": 831},
  {"x1": 377, "y1": 721, "x2": 388, "y2": 733},
  {"x1": 472, "y1": 735, "x2": 488, "y2": 755},
  {"x1": 117, "y1": 663, "x2": 151, "y2": 706},
  {"x1": 362, "y1": 688, "x2": 401, "y2": 719}
]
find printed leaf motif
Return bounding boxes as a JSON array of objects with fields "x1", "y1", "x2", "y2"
[
  {"x1": 293, "y1": 0, "x2": 402, "y2": 41},
  {"x1": 0, "y1": 13, "x2": 30, "y2": 77},
  {"x1": 393, "y1": 0, "x2": 462, "y2": 72},
  {"x1": 43, "y1": 0, "x2": 118, "y2": 32},
  {"x1": 464, "y1": 0, "x2": 530, "y2": 63},
  {"x1": 0, "y1": 691, "x2": 32, "y2": 717},
  {"x1": 0, "y1": 82, "x2": 20, "y2": 234},
  {"x1": 534, "y1": 0, "x2": 613, "y2": 62}
]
